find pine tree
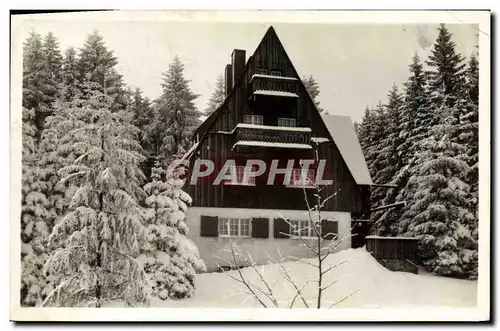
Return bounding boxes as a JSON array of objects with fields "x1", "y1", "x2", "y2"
[
  {"x1": 150, "y1": 56, "x2": 201, "y2": 162},
  {"x1": 42, "y1": 84, "x2": 150, "y2": 307},
  {"x1": 127, "y1": 88, "x2": 154, "y2": 151},
  {"x1": 139, "y1": 163, "x2": 205, "y2": 300},
  {"x1": 204, "y1": 74, "x2": 225, "y2": 117},
  {"x1": 303, "y1": 75, "x2": 324, "y2": 113}
]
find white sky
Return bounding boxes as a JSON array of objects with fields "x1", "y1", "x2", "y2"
[{"x1": 18, "y1": 16, "x2": 478, "y2": 122}]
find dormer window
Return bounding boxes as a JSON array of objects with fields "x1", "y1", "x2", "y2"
[
  {"x1": 278, "y1": 117, "x2": 296, "y2": 127},
  {"x1": 256, "y1": 68, "x2": 268, "y2": 75},
  {"x1": 270, "y1": 70, "x2": 282, "y2": 76},
  {"x1": 244, "y1": 114, "x2": 263, "y2": 125}
]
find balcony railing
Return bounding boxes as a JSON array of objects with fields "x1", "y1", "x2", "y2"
[
  {"x1": 249, "y1": 74, "x2": 299, "y2": 97},
  {"x1": 234, "y1": 124, "x2": 312, "y2": 147}
]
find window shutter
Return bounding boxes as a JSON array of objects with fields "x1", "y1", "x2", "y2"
[
  {"x1": 273, "y1": 218, "x2": 290, "y2": 239},
  {"x1": 200, "y1": 215, "x2": 219, "y2": 237},
  {"x1": 251, "y1": 217, "x2": 269, "y2": 238},
  {"x1": 321, "y1": 219, "x2": 338, "y2": 240}
]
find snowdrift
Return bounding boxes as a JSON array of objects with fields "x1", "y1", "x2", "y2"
[{"x1": 143, "y1": 247, "x2": 477, "y2": 308}]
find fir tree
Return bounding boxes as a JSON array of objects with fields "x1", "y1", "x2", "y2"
[
  {"x1": 60, "y1": 47, "x2": 79, "y2": 102},
  {"x1": 426, "y1": 24, "x2": 466, "y2": 120},
  {"x1": 401, "y1": 92, "x2": 476, "y2": 278},
  {"x1": 42, "y1": 32, "x2": 63, "y2": 83},
  {"x1": 139, "y1": 163, "x2": 205, "y2": 300},
  {"x1": 22, "y1": 31, "x2": 53, "y2": 138},
  {"x1": 127, "y1": 88, "x2": 154, "y2": 151},
  {"x1": 42, "y1": 84, "x2": 150, "y2": 307},
  {"x1": 303, "y1": 75, "x2": 324, "y2": 113},
  {"x1": 150, "y1": 56, "x2": 201, "y2": 161},
  {"x1": 371, "y1": 85, "x2": 404, "y2": 235},
  {"x1": 378, "y1": 54, "x2": 432, "y2": 236},
  {"x1": 77, "y1": 30, "x2": 127, "y2": 111},
  {"x1": 204, "y1": 74, "x2": 225, "y2": 117}
]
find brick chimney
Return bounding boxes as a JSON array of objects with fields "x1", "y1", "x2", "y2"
[
  {"x1": 225, "y1": 64, "x2": 232, "y2": 97},
  {"x1": 231, "y1": 49, "x2": 246, "y2": 88}
]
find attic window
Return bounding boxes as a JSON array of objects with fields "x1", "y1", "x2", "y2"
[
  {"x1": 256, "y1": 68, "x2": 268, "y2": 75},
  {"x1": 270, "y1": 70, "x2": 282, "y2": 76}
]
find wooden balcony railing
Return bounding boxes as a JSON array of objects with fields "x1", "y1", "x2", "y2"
[
  {"x1": 249, "y1": 74, "x2": 299, "y2": 96},
  {"x1": 235, "y1": 124, "x2": 312, "y2": 145}
]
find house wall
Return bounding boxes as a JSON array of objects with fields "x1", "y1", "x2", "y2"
[{"x1": 187, "y1": 207, "x2": 352, "y2": 272}]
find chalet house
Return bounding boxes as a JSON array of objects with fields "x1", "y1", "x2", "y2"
[{"x1": 182, "y1": 26, "x2": 374, "y2": 272}]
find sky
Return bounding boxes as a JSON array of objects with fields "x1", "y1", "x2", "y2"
[{"x1": 17, "y1": 15, "x2": 478, "y2": 122}]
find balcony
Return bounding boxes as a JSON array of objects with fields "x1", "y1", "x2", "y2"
[
  {"x1": 232, "y1": 123, "x2": 313, "y2": 150},
  {"x1": 248, "y1": 74, "x2": 299, "y2": 99}
]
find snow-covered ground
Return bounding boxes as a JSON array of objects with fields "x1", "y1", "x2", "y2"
[{"x1": 106, "y1": 247, "x2": 477, "y2": 308}]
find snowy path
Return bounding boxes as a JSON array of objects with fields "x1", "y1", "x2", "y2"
[{"x1": 146, "y1": 248, "x2": 477, "y2": 309}]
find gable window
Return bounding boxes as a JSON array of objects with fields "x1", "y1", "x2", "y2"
[
  {"x1": 223, "y1": 165, "x2": 257, "y2": 186},
  {"x1": 270, "y1": 70, "x2": 282, "y2": 76},
  {"x1": 218, "y1": 218, "x2": 251, "y2": 238},
  {"x1": 278, "y1": 117, "x2": 296, "y2": 127},
  {"x1": 289, "y1": 220, "x2": 318, "y2": 238},
  {"x1": 244, "y1": 114, "x2": 263, "y2": 125},
  {"x1": 256, "y1": 68, "x2": 268, "y2": 75},
  {"x1": 287, "y1": 168, "x2": 316, "y2": 188}
]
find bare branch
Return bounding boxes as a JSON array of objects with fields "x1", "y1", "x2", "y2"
[{"x1": 328, "y1": 289, "x2": 360, "y2": 308}]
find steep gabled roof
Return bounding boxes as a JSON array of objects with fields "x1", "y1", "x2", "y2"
[{"x1": 321, "y1": 114, "x2": 373, "y2": 186}]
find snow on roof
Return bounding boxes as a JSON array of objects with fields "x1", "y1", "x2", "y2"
[
  {"x1": 233, "y1": 141, "x2": 313, "y2": 150},
  {"x1": 249, "y1": 74, "x2": 298, "y2": 82},
  {"x1": 236, "y1": 123, "x2": 312, "y2": 132},
  {"x1": 253, "y1": 90, "x2": 299, "y2": 98},
  {"x1": 320, "y1": 114, "x2": 373, "y2": 186}
]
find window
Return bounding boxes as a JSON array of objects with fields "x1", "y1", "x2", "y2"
[
  {"x1": 289, "y1": 220, "x2": 318, "y2": 238},
  {"x1": 287, "y1": 168, "x2": 316, "y2": 187},
  {"x1": 244, "y1": 114, "x2": 263, "y2": 125},
  {"x1": 256, "y1": 68, "x2": 268, "y2": 75},
  {"x1": 222, "y1": 165, "x2": 257, "y2": 186},
  {"x1": 270, "y1": 70, "x2": 282, "y2": 76},
  {"x1": 278, "y1": 117, "x2": 296, "y2": 127},
  {"x1": 219, "y1": 218, "x2": 251, "y2": 237}
]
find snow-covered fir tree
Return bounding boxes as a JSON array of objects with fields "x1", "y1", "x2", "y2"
[
  {"x1": 42, "y1": 32, "x2": 63, "y2": 84},
  {"x1": 149, "y1": 56, "x2": 201, "y2": 162},
  {"x1": 60, "y1": 47, "x2": 79, "y2": 102},
  {"x1": 139, "y1": 162, "x2": 205, "y2": 300},
  {"x1": 126, "y1": 87, "x2": 155, "y2": 152},
  {"x1": 401, "y1": 91, "x2": 476, "y2": 279},
  {"x1": 377, "y1": 54, "x2": 432, "y2": 236},
  {"x1": 302, "y1": 74, "x2": 324, "y2": 113},
  {"x1": 76, "y1": 30, "x2": 128, "y2": 112},
  {"x1": 22, "y1": 31, "x2": 54, "y2": 139},
  {"x1": 460, "y1": 54, "x2": 479, "y2": 227},
  {"x1": 204, "y1": 74, "x2": 225, "y2": 117},
  {"x1": 371, "y1": 85, "x2": 404, "y2": 235},
  {"x1": 364, "y1": 101, "x2": 390, "y2": 211},
  {"x1": 42, "y1": 84, "x2": 151, "y2": 307}
]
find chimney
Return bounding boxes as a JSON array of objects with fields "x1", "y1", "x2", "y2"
[
  {"x1": 225, "y1": 64, "x2": 232, "y2": 97},
  {"x1": 231, "y1": 49, "x2": 246, "y2": 88}
]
